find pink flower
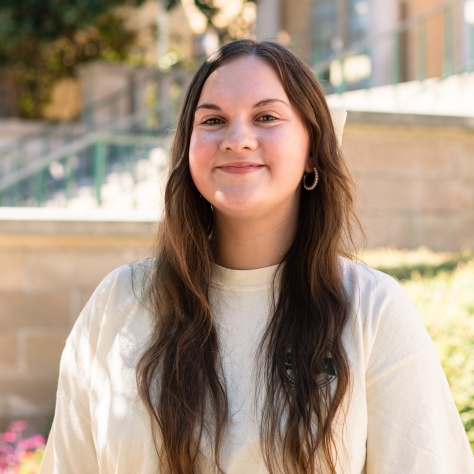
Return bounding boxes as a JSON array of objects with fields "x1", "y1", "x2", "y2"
[
  {"x1": 9, "y1": 421, "x2": 26, "y2": 433},
  {"x1": 0, "y1": 431, "x2": 17, "y2": 443},
  {"x1": 17, "y1": 436, "x2": 45, "y2": 451}
]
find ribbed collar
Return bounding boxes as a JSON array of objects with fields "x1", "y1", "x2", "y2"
[{"x1": 211, "y1": 263, "x2": 280, "y2": 291}]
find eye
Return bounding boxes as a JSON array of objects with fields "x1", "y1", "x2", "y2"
[
  {"x1": 258, "y1": 114, "x2": 277, "y2": 122},
  {"x1": 202, "y1": 117, "x2": 223, "y2": 125}
]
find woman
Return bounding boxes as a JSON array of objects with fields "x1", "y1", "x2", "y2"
[{"x1": 39, "y1": 40, "x2": 473, "y2": 474}]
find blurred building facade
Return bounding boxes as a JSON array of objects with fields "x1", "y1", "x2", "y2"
[{"x1": 257, "y1": 0, "x2": 474, "y2": 89}]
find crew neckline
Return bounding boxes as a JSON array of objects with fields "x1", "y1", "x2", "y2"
[{"x1": 211, "y1": 263, "x2": 280, "y2": 290}]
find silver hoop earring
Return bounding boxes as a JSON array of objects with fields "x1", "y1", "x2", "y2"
[{"x1": 303, "y1": 168, "x2": 319, "y2": 191}]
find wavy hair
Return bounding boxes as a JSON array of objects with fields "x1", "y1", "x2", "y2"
[{"x1": 137, "y1": 39, "x2": 361, "y2": 474}]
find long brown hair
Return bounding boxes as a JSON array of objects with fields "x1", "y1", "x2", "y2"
[{"x1": 137, "y1": 39, "x2": 360, "y2": 474}]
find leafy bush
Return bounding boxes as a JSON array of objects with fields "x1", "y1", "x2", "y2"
[
  {"x1": 0, "y1": 0, "x2": 145, "y2": 119},
  {"x1": 362, "y1": 247, "x2": 474, "y2": 451}
]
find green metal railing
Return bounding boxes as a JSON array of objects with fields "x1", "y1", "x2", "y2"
[
  {"x1": 311, "y1": 0, "x2": 474, "y2": 94},
  {"x1": 0, "y1": 132, "x2": 169, "y2": 208},
  {"x1": 0, "y1": 66, "x2": 192, "y2": 208},
  {"x1": 0, "y1": 67, "x2": 189, "y2": 175}
]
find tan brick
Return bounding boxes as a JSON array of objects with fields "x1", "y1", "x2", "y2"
[
  {"x1": 25, "y1": 248, "x2": 145, "y2": 291},
  {"x1": 357, "y1": 178, "x2": 470, "y2": 212},
  {"x1": 0, "y1": 374, "x2": 58, "y2": 418},
  {"x1": 0, "y1": 293, "x2": 69, "y2": 329},
  {"x1": 344, "y1": 132, "x2": 456, "y2": 177},
  {"x1": 79, "y1": 289, "x2": 94, "y2": 308},
  {"x1": 0, "y1": 332, "x2": 17, "y2": 370},
  {"x1": 24, "y1": 332, "x2": 68, "y2": 372},
  {"x1": 359, "y1": 210, "x2": 418, "y2": 249},
  {"x1": 458, "y1": 141, "x2": 474, "y2": 178},
  {"x1": 359, "y1": 210, "x2": 474, "y2": 252},
  {"x1": 0, "y1": 250, "x2": 25, "y2": 291},
  {"x1": 78, "y1": 289, "x2": 95, "y2": 316},
  {"x1": 415, "y1": 213, "x2": 474, "y2": 251}
]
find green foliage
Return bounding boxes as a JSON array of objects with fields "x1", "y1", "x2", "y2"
[
  {"x1": 162, "y1": 0, "x2": 256, "y2": 41},
  {"x1": 0, "y1": 0, "x2": 145, "y2": 119},
  {"x1": 364, "y1": 248, "x2": 474, "y2": 452},
  {"x1": 0, "y1": 0, "x2": 145, "y2": 44}
]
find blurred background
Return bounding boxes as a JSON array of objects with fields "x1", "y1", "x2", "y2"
[{"x1": 0, "y1": 0, "x2": 473, "y2": 470}]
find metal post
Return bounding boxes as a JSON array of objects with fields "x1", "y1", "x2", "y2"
[
  {"x1": 33, "y1": 169, "x2": 44, "y2": 206},
  {"x1": 417, "y1": 20, "x2": 427, "y2": 81},
  {"x1": 118, "y1": 144, "x2": 126, "y2": 189},
  {"x1": 41, "y1": 133, "x2": 51, "y2": 157},
  {"x1": 363, "y1": 47, "x2": 372, "y2": 89},
  {"x1": 64, "y1": 123, "x2": 73, "y2": 149},
  {"x1": 335, "y1": 59, "x2": 346, "y2": 94},
  {"x1": 443, "y1": 5, "x2": 454, "y2": 76},
  {"x1": 65, "y1": 155, "x2": 73, "y2": 202},
  {"x1": 111, "y1": 100, "x2": 118, "y2": 129},
  {"x1": 84, "y1": 103, "x2": 95, "y2": 130},
  {"x1": 312, "y1": 28, "x2": 323, "y2": 70},
  {"x1": 161, "y1": 74, "x2": 172, "y2": 132},
  {"x1": 93, "y1": 141, "x2": 106, "y2": 207},
  {"x1": 392, "y1": 31, "x2": 401, "y2": 85},
  {"x1": 12, "y1": 180, "x2": 20, "y2": 206},
  {"x1": 155, "y1": 74, "x2": 161, "y2": 131},
  {"x1": 17, "y1": 140, "x2": 24, "y2": 167},
  {"x1": 128, "y1": 74, "x2": 137, "y2": 122},
  {"x1": 131, "y1": 144, "x2": 138, "y2": 209}
]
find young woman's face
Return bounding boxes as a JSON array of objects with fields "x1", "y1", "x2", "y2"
[{"x1": 189, "y1": 55, "x2": 311, "y2": 220}]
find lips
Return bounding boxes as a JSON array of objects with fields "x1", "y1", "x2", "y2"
[{"x1": 216, "y1": 162, "x2": 265, "y2": 174}]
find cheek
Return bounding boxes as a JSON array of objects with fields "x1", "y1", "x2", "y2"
[
  {"x1": 189, "y1": 132, "x2": 214, "y2": 192},
  {"x1": 265, "y1": 127, "x2": 309, "y2": 175}
]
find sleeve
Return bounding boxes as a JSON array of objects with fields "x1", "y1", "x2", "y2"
[
  {"x1": 39, "y1": 267, "x2": 124, "y2": 474},
  {"x1": 363, "y1": 272, "x2": 474, "y2": 473}
]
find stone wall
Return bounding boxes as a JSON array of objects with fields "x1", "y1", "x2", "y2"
[
  {"x1": 0, "y1": 210, "x2": 154, "y2": 424},
  {"x1": 344, "y1": 111, "x2": 474, "y2": 250}
]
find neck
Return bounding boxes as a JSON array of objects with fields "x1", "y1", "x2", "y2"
[{"x1": 213, "y1": 207, "x2": 299, "y2": 270}]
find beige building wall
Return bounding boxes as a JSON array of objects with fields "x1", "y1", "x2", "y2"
[
  {"x1": 344, "y1": 112, "x2": 474, "y2": 250},
  {"x1": 0, "y1": 218, "x2": 154, "y2": 424}
]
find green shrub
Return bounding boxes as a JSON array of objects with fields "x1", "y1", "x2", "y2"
[{"x1": 362, "y1": 248, "x2": 474, "y2": 451}]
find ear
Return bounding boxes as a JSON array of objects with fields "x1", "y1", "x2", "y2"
[{"x1": 304, "y1": 152, "x2": 315, "y2": 173}]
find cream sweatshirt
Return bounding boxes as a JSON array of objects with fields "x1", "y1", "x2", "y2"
[{"x1": 39, "y1": 259, "x2": 474, "y2": 473}]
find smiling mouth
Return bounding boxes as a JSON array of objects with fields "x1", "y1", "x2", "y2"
[{"x1": 217, "y1": 162, "x2": 265, "y2": 174}]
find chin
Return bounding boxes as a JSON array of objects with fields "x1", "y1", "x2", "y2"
[{"x1": 212, "y1": 196, "x2": 265, "y2": 219}]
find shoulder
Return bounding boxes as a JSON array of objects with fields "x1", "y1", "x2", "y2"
[
  {"x1": 68, "y1": 259, "x2": 154, "y2": 344},
  {"x1": 338, "y1": 257, "x2": 436, "y2": 383},
  {"x1": 338, "y1": 255, "x2": 423, "y2": 321},
  {"x1": 85, "y1": 258, "x2": 154, "y2": 311},
  {"x1": 339, "y1": 256, "x2": 421, "y2": 312},
  {"x1": 339, "y1": 256, "x2": 400, "y2": 294},
  {"x1": 339, "y1": 256, "x2": 412, "y2": 320}
]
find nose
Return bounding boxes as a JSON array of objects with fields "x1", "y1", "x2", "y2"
[{"x1": 219, "y1": 119, "x2": 258, "y2": 152}]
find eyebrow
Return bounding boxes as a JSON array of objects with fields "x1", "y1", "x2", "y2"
[{"x1": 195, "y1": 98, "x2": 290, "y2": 112}]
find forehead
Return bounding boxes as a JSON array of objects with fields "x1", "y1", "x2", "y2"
[{"x1": 198, "y1": 56, "x2": 288, "y2": 104}]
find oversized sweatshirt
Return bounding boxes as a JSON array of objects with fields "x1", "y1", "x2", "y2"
[{"x1": 39, "y1": 258, "x2": 474, "y2": 473}]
